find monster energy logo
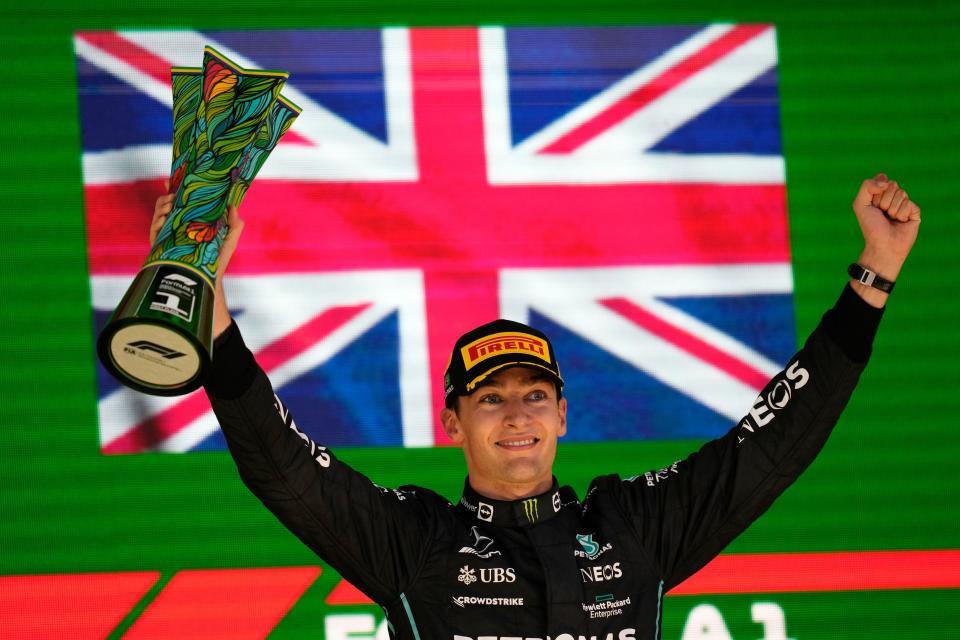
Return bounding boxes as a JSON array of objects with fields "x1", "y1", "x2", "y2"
[{"x1": 522, "y1": 498, "x2": 539, "y2": 523}]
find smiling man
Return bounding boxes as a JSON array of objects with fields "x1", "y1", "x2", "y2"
[
  {"x1": 441, "y1": 320, "x2": 567, "y2": 501},
  {"x1": 154, "y1": 174, "x2": 921, "y2": 639}
]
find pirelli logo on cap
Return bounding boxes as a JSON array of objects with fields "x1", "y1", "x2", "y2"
[{"x1": 461, "y1": 332, "x2": 551, "y2": 369}]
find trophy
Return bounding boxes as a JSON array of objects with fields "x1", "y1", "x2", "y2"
[{"x1": 97, "y1": 46, "x2": 301, "y2": 396}]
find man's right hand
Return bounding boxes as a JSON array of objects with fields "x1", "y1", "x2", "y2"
[
  {"x1": 152, "y1": 182, "x2": 244, "y2": 339},
  {"x1": 213, "y1": 204, "x2": 244, "y2": 337}
]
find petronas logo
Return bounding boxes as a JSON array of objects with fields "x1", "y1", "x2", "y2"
[
  {"x1": 522, "y1": 498, "x2": 539, "y2": 523},
  {"x1": 577, "y1": 533, "x2": 600, "y2": 556}
]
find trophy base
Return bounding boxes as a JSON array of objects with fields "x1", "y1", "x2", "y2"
[
  {"x1": 100, "y1": 320, "x2": 206, "y2": 395},
  {"x1": 97, "y1": 262, "x2": 214, "y2": 396}
]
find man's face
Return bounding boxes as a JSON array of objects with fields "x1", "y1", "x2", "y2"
[{"x1": 440, "y1": 366, "x2": 567, "y2": 500}]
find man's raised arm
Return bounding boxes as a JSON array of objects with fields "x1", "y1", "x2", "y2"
[
  {"x1": 604, "y1": 174, "x2": 921, "y2": 590},
  {"x1": 151, "y1": 189, "x2": 440, "y2": 606}
]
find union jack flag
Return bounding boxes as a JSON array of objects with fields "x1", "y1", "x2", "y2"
[{"x1": 76, "y1": 25, "x2": 794, "y2": 454}]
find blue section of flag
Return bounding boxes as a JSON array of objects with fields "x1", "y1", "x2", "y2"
[
  {"x1": 650, "y1": 68, "x2": 782, "y2": 155},
  {"x1": 204, "y1": 29, "x2": 388, "y2": 143},
  {"x1": 76, "y1": 60, "x2": 169, "y2": 151},
  {"x1": 278, "y1": 311, "x2": 403, "y2": 447},
  {"x1": 659, "y1": 293, "x2": 796, "y2": 365},
  {"x1": 192, "y1": 427, "x2": 228, "y2": 451},
  {"x1": 505, "y1": 26, "x2": 704, "y2": 146},
  {"x1": 532, "y1": 311, "x2": 731, "y2": 442}
]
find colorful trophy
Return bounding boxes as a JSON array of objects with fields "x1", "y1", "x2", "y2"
[{"x1": 97, "y1": 46, "x2": 301, "y2": 396}]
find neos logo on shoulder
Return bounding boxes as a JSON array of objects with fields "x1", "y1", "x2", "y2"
[{"x1": 738, "y1": 360, "x2": 810, "y2": 444}]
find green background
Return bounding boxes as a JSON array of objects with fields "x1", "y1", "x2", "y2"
[{"x1": 1, "y1": 0, "x2": 957, "y2": 637}]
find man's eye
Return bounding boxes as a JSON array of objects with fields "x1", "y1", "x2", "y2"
[
  {"x1": 528, "y1": 390, "x2": 547, "y2": 401},
  {"x1": 480, "y1": 394, "x2": 501, "y2": 404}
]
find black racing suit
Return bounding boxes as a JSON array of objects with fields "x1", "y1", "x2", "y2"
[{"x1": 204, "y1": 284, "x2": 882, "y2": 640}]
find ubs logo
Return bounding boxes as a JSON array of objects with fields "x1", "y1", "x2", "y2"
[
  {"x1": 455, "y1": 564, "x2": 520, "y2": 586},
  {"x1": 480, "y1": 567, "x2": 516, "y2": 583},
  {"x1": 458, "y1": 566, "x2": 477, "y2": 585}
]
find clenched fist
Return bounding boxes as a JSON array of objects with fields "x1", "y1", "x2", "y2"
[{"x1": 851, "y1": 173, "x2": 921, "y2": 307}]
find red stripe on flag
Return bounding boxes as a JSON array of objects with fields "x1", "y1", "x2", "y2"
[
  {"x1": 76, "y1": 32, "x2": 173, "y2": 86},
  {"x1": 102, "y1": 303, "x2": 370, "y2": 454},
  {"x1": 326, "y1": 549, "x2": 960, "y2": 605},
  {"x1": 85, "y1": 181, "x2": 790, "y2": 275},
  {"x1": 123, "y1": 567, "x2": 319, "y2": 639},
  {"x1": 600, "y1": 296, "x2": 772, "y2": 390},
  {"x1": 541, "y1": 25, "x2": 770, "y2": 154},
  {"x1": 279, "y1": 130, "x2": 312, "y2": 145},
  {"x1": 0, "y1": 571, "x2": 159, "y2": 639},
  {"x1": 396, "y1": 27, "x2": 498, "y2": 445},
  {"x1": 671, "y1": 549, "x2": 960, "y2": 595}
]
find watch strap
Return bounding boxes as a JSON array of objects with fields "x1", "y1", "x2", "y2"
[{"x1": 847, "y1": 263, "x2": 895, "y2": 294}]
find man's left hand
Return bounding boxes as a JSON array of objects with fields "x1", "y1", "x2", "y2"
[{"x1": 850, "y1": 173, "x2": 921, "y2": 307}]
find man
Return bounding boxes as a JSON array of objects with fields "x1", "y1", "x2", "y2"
[{"x1": 153, "y1": 174, "x2": 920, "y2": 639}]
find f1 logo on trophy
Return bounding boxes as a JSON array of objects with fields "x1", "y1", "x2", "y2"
[{"x1": 97, "y1": 46, "x2": 300, "y2": 396}]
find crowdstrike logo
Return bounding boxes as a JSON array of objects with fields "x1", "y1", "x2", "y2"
[{"x1": 451, "y1": 595, "x2": 525, "y2": 608}]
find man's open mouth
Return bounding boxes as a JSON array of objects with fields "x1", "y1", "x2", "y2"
[{"x1": 496, "y1": 437, "x2": 540, "y2": 449}]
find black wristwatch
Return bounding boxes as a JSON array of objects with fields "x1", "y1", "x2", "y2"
[{"x1": 848, "y1": 263, "x2": 895, "y2": 294}]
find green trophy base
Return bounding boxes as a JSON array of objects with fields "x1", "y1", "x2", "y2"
[{"x1": 97, "y1": 262, "x2": 214, "y2": 396}]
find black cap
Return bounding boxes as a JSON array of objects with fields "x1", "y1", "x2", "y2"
[{"x1": 443, "y1": 319, "x2": 563, "y2": 408}]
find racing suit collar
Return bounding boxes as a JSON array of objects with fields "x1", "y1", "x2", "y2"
[{"x1": 457, "y1": 477, "x2": 578, "y2": 527}]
